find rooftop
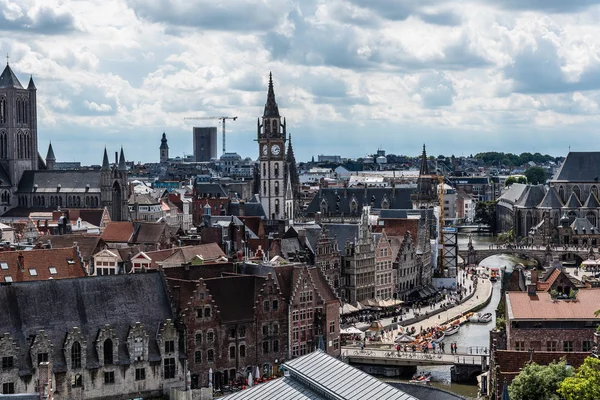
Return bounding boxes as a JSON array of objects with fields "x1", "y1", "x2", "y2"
[{"x1": 506, "y1": 289, "x2": 600, "y2": 320}]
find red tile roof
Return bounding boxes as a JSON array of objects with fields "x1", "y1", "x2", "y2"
[
  {"x1": 507, "y1": 289, "x2": 600, "y2": 320},
  {"x1": 0, "y1": 247, "x2": 86, "y2": 282},
  {"x1": 101, "y1": 221, "x2": 134, "y2": 243}
]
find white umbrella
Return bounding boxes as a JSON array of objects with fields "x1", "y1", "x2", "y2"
[
  {"x1": 247, "y1": 372, "x2": 253, "y2": 388},
  {"x1": 255, "y1": 365, "x2": 260, "y2": 381},
  {"x1": 341, "y1": 326, "x2": 363, "y2": 335},
  {"x1": 209, "y1": 368, "x2": 213, "y2": 388}
]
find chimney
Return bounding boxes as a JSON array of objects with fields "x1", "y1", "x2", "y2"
[
  {"x1": 530, "y1": 269, "x2": 538, "y2": 284},
  {"x1": 17, "y1": 253, "x2": 24, "y2": 271},
  {"x1": 38, "y1": 361, "x2": 52, "y2": 400},
  {"x1": 527, "y1": 284, "x2": 537, "y2": 296}
]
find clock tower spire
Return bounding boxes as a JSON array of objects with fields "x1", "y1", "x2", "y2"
[{"x1": 258, "y1": 72, "x2": 287, "y2": 220}]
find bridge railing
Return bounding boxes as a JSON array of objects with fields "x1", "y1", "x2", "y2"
[{"x1": 342, "y1": 348, "x2": 484, "y2": 366}]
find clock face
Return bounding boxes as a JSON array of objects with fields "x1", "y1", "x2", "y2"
[
  {"x1": 271, "y1": 144, "x2": 281, "y2": 156},
  {"x1": 262, "y1": 145, "x2": 268, "y2": 156}
]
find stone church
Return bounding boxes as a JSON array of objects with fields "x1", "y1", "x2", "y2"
[
  {"x1": 0, "y1": 63, "x2": 129, "y2": 221},
  {"x1": 253, "y1": 73, "x2": 299, "y2": 220}
]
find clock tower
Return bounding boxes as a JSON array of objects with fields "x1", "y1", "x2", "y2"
[{"x1": 258, "y1": 73, "x2": 287, "y2": 220}]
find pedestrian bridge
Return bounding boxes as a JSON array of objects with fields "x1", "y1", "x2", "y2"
[
  {"x1": 457, "y1": 244, "x2": 589, "y2": 267},
  {"x1": 341, "y1": 347, "x2": 486, "y2": 368}
]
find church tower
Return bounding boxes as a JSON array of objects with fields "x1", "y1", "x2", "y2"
[
  {"x1": 100, "y1": 147, "x2": 129, "y2": 221},
  {"x1": 412, "y1": 144, "x2": 438, "y2": 209},
  {"x1": 160, "y1": 132, "x2": 169, "y2": 163},
  {"x1": 257, "y1": 73, "x2": 287, "y2": 220},
  {"x1": 45, "y1": 142, "x2": 56, "y2": 170},
  {"x1": 0, "y1": 62, "x2": 38, "y2": 192}
]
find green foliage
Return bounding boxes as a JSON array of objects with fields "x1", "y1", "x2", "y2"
[
  {"x1": 558, "y1": 357, "x2": 600, "y2": 400},
  {"x1": 505, "y1": 176, "x2": 528, "y2": 186},
  {"x1": 550, "y1": 289, "x2": 559, "y2": 298},
  {"x1": 474, "y1": 201, "x2": 498, "y2": 232},
  {"x1": 568, "y1": 289, "x2": 577, "y2": 299},
  {"x1": 495, "y1": 317, "x2": 506, "y2": 331},
  {"x1": 524, "y1": 166, "x2": 547, "y2": 185},
  {"x1": 509, "y1": 359, "x2": 574, "y2": 400},
  {"x1": 475, "y1": 152, "x2": 561, "y2": 167}
]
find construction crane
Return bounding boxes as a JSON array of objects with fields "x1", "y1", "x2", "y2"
[
  {"x1": 184, "y1": 116, "x2": 238, "y2": 154},
  {"x1": 437, "y1": 174, "x2": 445, "y2": 275}
]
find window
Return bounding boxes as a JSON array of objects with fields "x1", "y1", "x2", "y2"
[
  {"x1": 206, "y1": 331, "x2": 214, "y2": 343},
  {"x1": 272, "y1": 300, "x2": 278, "y2": 311},
  {"x1": 563, "y1": 341, "x2": 573, "y2": 352},
  {"x1": 262, "y1": 341, "x2": 269, "y2": 354},
  {"x1": 4, "y1": 276, "x2": 12, "y2": 282},
  {"x1": 49, "y1": 267, "x2": 57, "y2": 275},
  {"x1": 334, "y1": 339, "x2": 340, "y2": 350},
  {"x1": 28, "y1": 268, "x2": 37, "y2": 276},
  {"x1": 239, "y1": 344, "x2": 246, "y2": 358},
  {"x1": 2, "y1": 356, "x2": 13, "y2": 369},
  {"x1": 196, "y1": 309, "x2": 202, "y2": 319},
  {"x1": 204, "y1": 307, "x2": 211, "y2": 318},
  {"x1": 133, "y1": 337, "x2": 144, "y2": 361},
  {"x1": 135, "y1": 368, "x2": 146, "y2": 381},
  {"x1": 546, "y1": 341, "x2": 557, "y2": 352},
  {"x1": 71, "y1": 341, "x2": 82, "y2": 369},
  {"x1": 104, "y1": 339, "x2": 113, "y2": 364},
  {"x1": 194, "y1": 351, "x2": 202, "y2": 363},
  {"x1": 515, "y1": 341, "x2": 525, "y2": 351},
  {"x1": 207, "y1": 349, "x2": 214, "y2": 362},
  {"x1": 273, "y1": 323, "x2": 279, "y2": 335},
  {"x1": 3, "y1": 382, "x2": 14, "y2": 394},
  {"x1": 329, "y1": 321, "x2": 335, "y2": 333},
  {"x1": 229, "y1": 346, "x2": 236, "y2": 359},
  {"x1": 0, "y1": 262, "x2": 7, "y2": 270},
  {"x1": 262, "y1": 325, "x2": 269, "y2": 336},
  {"x1": 72, "y1": 374, "x2": 82, "y2": 388},
  {"x1": 273, "y1": 340, "x2": 279, "y2": 352},
  {"x1": 164, "y1": 340, "x2": 175, "y2": 354},
  {"x1": 164, "y1": 358, "x2": 176, "y2": 379},
  {"x1": 583, "y1": 341, "x2": 594, "y2": 352},
  {"x1": 263, "y1": 300, "x2": 270, "y2": 312},
  {"x1": 38, "y1": 352, "x2": 48, "y2": 364},
  {"x1": 239, "y1": 326, "x2": 246, "y2": 338},
  {"x1": 229, "y1": 328, "x2": 236, "y2": 339},
  {"x1": 104, "y1": 371, "x2": 115, "y2": 384},
  {"x1": 195, "y1": 332, "x2": 202, "y2": 344}
]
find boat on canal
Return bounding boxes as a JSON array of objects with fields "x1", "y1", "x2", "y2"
[{"x1": 444, "y1": 325, "x2": 460, "y2": 336}]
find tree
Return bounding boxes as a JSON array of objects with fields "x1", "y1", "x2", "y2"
[
  {"x1": 509, "y1": 359, "x2": 574, "y2": 400},
  {"x1": 558, "y1": 357, "x2": 600, "y2": 400},
  {"x1": 505, "y1": 176, "x2": 517, "y2": 186},
  {"x1": 474, "y1": 201, "x2": 497, "y2": 232},
  {"x1": 524, "y1": 166, "x2": 547, "y2": 185}
]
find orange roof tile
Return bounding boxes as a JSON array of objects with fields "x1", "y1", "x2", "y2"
[
  {"x1": 0, "y1": 247, "x2": 86, "y2": 282},
  {"x1": 507, "y1": 290, "x2": 600, "y2": 320},
  {"x1": 101, "y1": 221, "x2": 134, "y2": 243}
]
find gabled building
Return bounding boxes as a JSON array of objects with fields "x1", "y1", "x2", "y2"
[
  {"x1": 0, "y1": 247, "x2": 86, "y2": 283},
  {"x1": 0, "y1": 273, "x2": 184, "y2": 399}
]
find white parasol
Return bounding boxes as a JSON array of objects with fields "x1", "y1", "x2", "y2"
[
  {"x1": 247, "y1": 371, "x2": 253, "y2": 388},
  {"x1": 208, "y1": 368, "x2": 213, "y2": 388}
]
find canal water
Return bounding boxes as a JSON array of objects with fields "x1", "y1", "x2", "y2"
[{"x1": 384, "y1": 235, "x2": 535, "y2": 399}]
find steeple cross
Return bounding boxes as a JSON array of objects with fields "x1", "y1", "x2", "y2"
[{"x1": 5, "y1": 54, "x2": 8, "y2": 65}]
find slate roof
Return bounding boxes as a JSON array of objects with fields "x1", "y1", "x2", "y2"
[
  {"x1": 37, "y1": 234, "x2": 103, "y2": 262},
  {"x1": 64, "y1": 209, "x2": 106, "y2": 227},
  {"x1": 17, "y1": 170, "x2": 102, "y2": 193},
  {"x1": 128, "y1": 193, "x2": 159, "y2": 205},
  {"x1": 194, "y1": 183, "x2": 228, "y2": 198},
  {"x1": 101, "y1": 221, "x2": 134, "y2": 243},
  {"x1": 0, "y1": 247, "x2": 86, "y2": 283},
  {"x1": 553, "y1": 152, "x2": 600, "y2": 182},
  {"x1": 130, "y1": 222, "x2": 168, "y2": 244},
  {"x1": 228, "y1": 200, "x2": 266, "y2": 218},
  {"x1": 537, "y1": 187, "x2": 563, "y2": 209},
  {"x1": 204, "y1": 275, "x2": 264, "y2": 323},
  {"x1": 0, "y1": 163, "x2": 11, "y2": 186},
  {"x1": 514, "y1": 185, "x2": 545, "y2": 208},
  {"x1": 224, "y1": 350, "x2": 416, "y2": 399},
  {"x1": 571, "y1": 217, "x2": 596, "y2": 233},
  {"x1": 564, "y1": 192, "x2": 582, "y2": 209},
  {"x1": 0, "y1": 273, "x2": 174, "y2": 374},
  {"x1": 583, "y1": 192, "x2": 600, "y2": 208},
  {"x1": 306, "y1": 186, "x2": 416, "y2": 215},
  {"x1": 322, "y1": 223, "x2": 359, "y2": 250},
  {"x1": 0, "y1": 64, "x2": 23, "y2": 89}
]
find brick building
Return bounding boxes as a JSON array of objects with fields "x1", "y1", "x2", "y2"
[
  {"x1": 0, "y1": 273, "x2": 184, "y2": 399},
  {"x1": 374, "y1": 229, "x2": 394, "y2": 299},
  {"x1": 341, "y1": 209, "x2": 376, "y2": 303},
  {"x1": 165, "y1": 270, "x2": 287, "y2": 390},
  {"x1": 314, "y1": 227, "x2": 341, "y2": 297}
]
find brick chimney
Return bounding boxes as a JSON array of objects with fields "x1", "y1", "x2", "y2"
[
  {"x1": 38, "y1": 361, "x2": 53, "y2": 399},
  {"x1": 530, "y1": 269, "x2": 538, "y2": 285}
]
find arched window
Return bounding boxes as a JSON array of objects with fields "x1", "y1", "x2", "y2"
[
  {"x1": 350, "y1": 199, "x2": 358, "y2": 214},
  {"x1": 274, "y1": 181, "x2": 279, "y2": 196},
  {"x1": 271, "y1": 120, "x2": 277, "y2": 135},
  {"x1": 0, "y1": 131, "x2": 6, "y2": 158},
  {"x1": 263, "y1": 181, "x2": 266, "y2": 196},
  {"x1": 275, "y1": 199, "x2": 280, "y2": 215},
  {"x1": 553, "y1": 212, "x2": 559, "y2": 228},
  {"x1": 587, "y1": 212, "x2": 597, "y2": 228},
  {"x1": 0, "y1": 97, "x2": 5, "y2": 124},
  {"x1": 568, "y1": 211, "x2": 577, "y2": 224},
  {"x1": 59, "y1": 197, "x2": 63, "y2": 207},
  {"x1": 104, "y1": 339, "x2": 113, "y2": 365},
  {"x1": 573, "y1": 185, "x2": 581, "y2": 201},
  {"x1": 592, "y1": 186, "x2": 599, "y2": 199},
  {"x1": 262, "y1": 163, "x2": 266, "y2": 177},
  {"x1": 320, "y1": 199, "x2": 328, "y2": 215},
  {"x1": 274, "y1": 163, "x2": 279, "y2": 178},
  {"x1": 525, "y1": 211, "x2": 533, "y2": 233},
  {"x1": 559, "y1": 186, "x2": 565, "y2": 202},
  {"x1": 71, "y1": 341, "x2": 82, "y2": 369}
]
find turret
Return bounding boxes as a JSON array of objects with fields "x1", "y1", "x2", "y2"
[
  {"x1": 160, "y1": 132, "x2": 169, "y2": 163},
  {"x1": 102, "y1": 147, "x2": 109, "y2": 170},
  {"x1": 45, "y1": 142, "x2": 55, "y2": 170},
  {"x1": 118, "y1": 147, "x2": 126, "y2": 170}
]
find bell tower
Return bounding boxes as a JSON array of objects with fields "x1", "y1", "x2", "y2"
[
  {"x1": 160, "y1": 132, "x2": 169, "y2": 164},
  {"x1": 257, "y1": 72, "x2": 286, "y2": 220}
]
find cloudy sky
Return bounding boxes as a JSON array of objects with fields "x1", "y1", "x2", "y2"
[{"x1": 4, "y1": 0, "x2": 600, "y2": 164}]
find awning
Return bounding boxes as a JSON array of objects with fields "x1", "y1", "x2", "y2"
[
  {"x1": 341, "y1": 326, "x2": 364, "y2": 335},
  {"x1": 340, "y1": 303, "x2": 359, "y2": 315}
]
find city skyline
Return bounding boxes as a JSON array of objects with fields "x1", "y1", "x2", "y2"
[{"x1": 4, "y1": 0, "x2": 600, "y2": 163}]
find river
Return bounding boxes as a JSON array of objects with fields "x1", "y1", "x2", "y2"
[{"x1": 385, "y1": 234, "x2": 535, "y2": 399}]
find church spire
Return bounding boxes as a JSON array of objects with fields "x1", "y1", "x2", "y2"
[
  {"x1": 102, "y1": 147, "x2": 109, "y2": 170},
  {"x1": 45, "y1": 142, "x2": 55, "y2": 161},
  {"x1": 118, "y1": 147, "x2": 126, "y2": 170},
  {"x1": 419, "y1": 144, "x2": 429, "y2": 175},
  {"x1": 160, "y1": 132, "x2": 169, "y2": 149},
  {"x1": 27, "y1": 75, "x2": 36, "y2": 90},
  {"x1": 263, "y1": 72, "x2": 280, "y2": 118}
]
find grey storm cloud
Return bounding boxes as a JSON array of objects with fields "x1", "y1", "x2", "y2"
[
  {"x1": 126, "y1": 0, "x2": 287, "y2": 31},
  {"x1": 0, "y1": 3, "x2": 79, "y2": 34}
]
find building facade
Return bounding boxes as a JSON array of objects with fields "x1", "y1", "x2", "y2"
[
  {"x1": 374, "y1": 230, "x2": 394, "y2": 299},
  {"x1": 314, "y1": 227, "x2": 341, "y2": 297},
  {"x1": 159, "y1": 132, "x2": 169, "y2": 163},
  {"x1": 193, "y1": 127, "x2": 217, "y2": 162}
]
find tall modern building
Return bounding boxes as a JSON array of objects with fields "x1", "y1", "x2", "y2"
[{"x1": 193, "y1": 127, "x2": 217, "y2": 162}]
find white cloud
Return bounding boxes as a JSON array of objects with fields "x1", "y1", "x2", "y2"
[{"x1": 2, "y1": 0, "x2": 600, "y2": 163}]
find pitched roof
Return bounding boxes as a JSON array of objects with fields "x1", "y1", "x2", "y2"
[
  {"x1": 506, "y1": 289, "x2": 600, "y2": 320},
  {"x1": 101, "y1": 221, "x2": 134, "y2": 243},
  {"x1": 306, "y1": 186, "x2": 416, "y2": 215},
  {"x1": 537, "y1": 187, "x2": 563, "y2": 209},
  {"x1": 0, "y1": 64, "x2": 23, "y2": 89},
  {"x1": 223, "y1": 350, "x2": 416, "y2": 399},
  {"x1": 130, "y1": 222, "x2": 168, "y2": 244},
  {"x1": 515, "y1": 185, "x2": 545, "y2": 208},
  {"x1": 553, "y1": 152, "x2": 600, "y2": 182},
  {"x1": 322, "y1": 223, "x2": 359, "y2": 250},
  {"x1": 570, "y1": 217, "x2": 596, "y2": 234},
  {"x1": 0, "y1": 273, "x2": 174, "y2": 373},
  {"x1": 0, "y1": 247, "x2": 86, "y2": 283},
  {"x1": 161, "y1": 243, "x2": 226, "y2": 266},
  {"x1": 564, "y1": 192, "x2": 582, "y2": 208},
  {"x1": 204, "y1": 275, "x2": 264, "y2": 323},
  {"x1": 45, "y1": 142, "x2": 56, "y2": 161},
  {"x1": 584, "y1": 192, "x2": 600, "y2": 208},
  {"x1": 17, "y1": 170, "x2": 102, "y2": 193},
  {"x1": 498, "y1": 183, "x2": 528, "y2": 205},
  {"x1": 37, "y1": 234, "x2": 103, "y2": 261}
]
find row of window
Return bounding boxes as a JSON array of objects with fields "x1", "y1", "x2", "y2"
[
  {"x1": 514, "y1": 340, "x2": 594, "y2": 352},
  {"x1": 263, "y1": 299, "x2": 279, "y2": 312},
  {"x1": 292, "y1": 308, "x2": 314, "y2": 322}
]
